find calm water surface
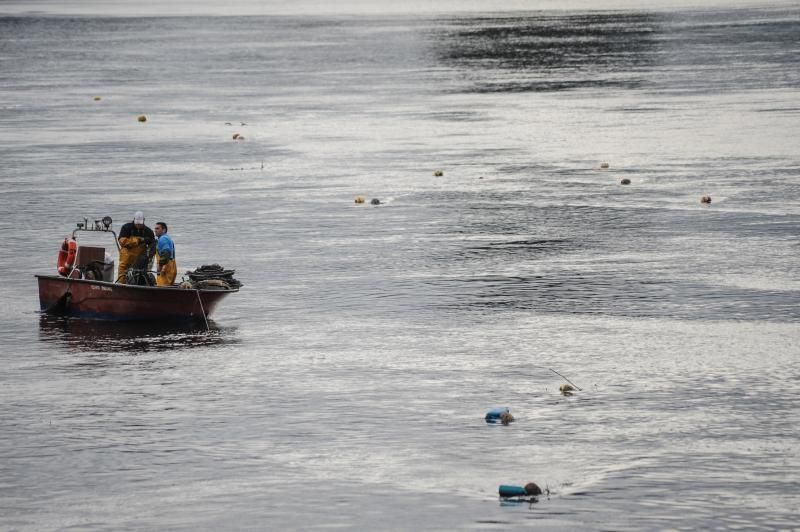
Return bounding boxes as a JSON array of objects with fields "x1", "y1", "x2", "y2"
[{"x1": 1, "y1": 3, "x2": 799, "y2": 530}]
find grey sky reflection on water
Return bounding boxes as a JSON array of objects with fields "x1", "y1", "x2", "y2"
[{"x1": 1, "y1": 0, "x2": 796, "y2": 16}]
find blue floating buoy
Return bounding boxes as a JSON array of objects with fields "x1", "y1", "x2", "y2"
[
  {"x1": 499, "y1": 482, "x2": 543, "y2": 498},
  {"x1": 499, "y1": 485, "x2": 528, "y2": 498},
  {"x1": 485, "y1": 407, "x2": 510, "y2": 423}
]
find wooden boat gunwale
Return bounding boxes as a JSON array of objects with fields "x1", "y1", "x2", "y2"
[{"x1": 36, "y1": 273, "x2": 238, "y2": 322}]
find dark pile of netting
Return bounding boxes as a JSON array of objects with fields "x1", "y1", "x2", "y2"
[{"x1": 183, "y1": 264, "x2": 242, "y2": 290}]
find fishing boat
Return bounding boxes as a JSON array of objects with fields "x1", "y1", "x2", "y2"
[{"x1": 37, "y1": 216, "x2": 239, "y2": 322}]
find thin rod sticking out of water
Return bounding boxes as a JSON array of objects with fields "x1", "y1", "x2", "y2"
[{"x1": 547, "y1": 368, "x2": 582, "y2": 391}]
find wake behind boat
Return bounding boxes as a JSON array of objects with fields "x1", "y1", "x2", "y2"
[{"x1": 37, "y1": 215, "x2": 240, "y2": 322}]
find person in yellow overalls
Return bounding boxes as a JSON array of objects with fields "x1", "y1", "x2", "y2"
[
  {"x1": 117, "y1": 211, "x2": 155, "y2": 283},
  {"x1": 154, "y1": 221, "x2": 177, "y2": 287}
]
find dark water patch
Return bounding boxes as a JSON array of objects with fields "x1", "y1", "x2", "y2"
[
  {"x1": 754, "y1": 107, "x2": 800, "y2": 113},
  {"x1": 495, "y1": 162, "x2": 562, "y2": 175},
  {"x1": 468, "y1": 78, "x2": 647, "y2": 93},
  {"x1": 428, "y1": 8, "x2": 800, "y2": 94},
  {"x1": 611, "y1": 106, "x2": 668, "y2": 113},
  {"x1": 428, "y1": 12, "x2": 662, "y2": 93},
  {"x1": 427, "y1": 110, "x2": 488, "y2": 122},
  {"x1": 673, "y1": 10, "x2": 800, "y2": 55},
  {"x1": 460, "y1": 238, "x2": 572, "y2": 259},
  {"x1": 37, "y1": 314, "x2": 237, "y2": 352},
  {"x1": 432, "y1": 13, "x2": 661, "y2": 70},
  {"x1": 651, "y1": 8, "x2": 800, "y2": 92},
  {"x1": 431, "y1": 274, "x2": 800, "y2": 322}
]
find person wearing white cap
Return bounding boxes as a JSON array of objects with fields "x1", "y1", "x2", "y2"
[{"x1": 116, "y1": 211, "x2": 155, "y2": 283}]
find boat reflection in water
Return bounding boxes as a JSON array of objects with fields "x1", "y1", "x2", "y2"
[{"x1": 38, "y1": 314, "x2": 236, "y2": 352}]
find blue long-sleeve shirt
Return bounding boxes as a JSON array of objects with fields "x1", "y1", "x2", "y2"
[{"x1": 157, "y1": 233, "x2": 175, "y2": 265}]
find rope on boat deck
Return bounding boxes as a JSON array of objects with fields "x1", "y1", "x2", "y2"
[{"x1": 195, "y1": 289, "x2": 210, "y2": 331}]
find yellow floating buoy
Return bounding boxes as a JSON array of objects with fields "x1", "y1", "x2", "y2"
[
  {"x1": 559, "y1": 383, "x2": 575, "y2": 396},
  {"x1": 433, "y1": 170, "x2": 443, "y2": 177},
  {"x1": 354, "y1": 195, "x2": 365, "y2": 204},
  {"x1": 600, "y1": 162, "x2": 610, "y2": 169},
  {"x1": 137, "y1": 115, "x2": 147, "y2": 122},
  {"x1": 93, "y1": 96, "x2": 101, "y2": 101}
]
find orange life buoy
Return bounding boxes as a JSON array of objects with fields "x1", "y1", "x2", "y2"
[{"x1": 57, "y1": 238, "x2": 78, "y2": 276}]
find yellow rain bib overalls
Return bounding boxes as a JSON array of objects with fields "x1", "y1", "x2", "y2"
[{"x1": 116, "y1": 221, "x2": 155, "y2": 283}]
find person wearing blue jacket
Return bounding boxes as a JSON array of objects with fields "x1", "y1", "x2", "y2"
[{"x1": 153, "y1": 221, "x2": 177, "y2": 287}]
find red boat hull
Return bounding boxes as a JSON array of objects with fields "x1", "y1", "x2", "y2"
[{"x1": 36, "y1": 275, "x2": 236, "y2": 321}]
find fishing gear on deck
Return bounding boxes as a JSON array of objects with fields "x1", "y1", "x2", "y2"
[
  {"x1": 182, "y1": 264, "x2": 242, "y2": 290},
  {"x1": 124, "y1": 237, "x2": 157, "y2": 286}
]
